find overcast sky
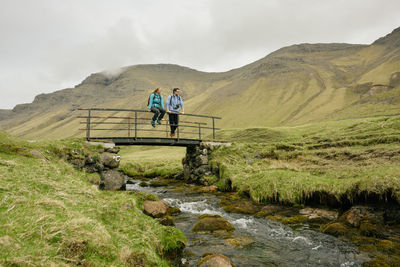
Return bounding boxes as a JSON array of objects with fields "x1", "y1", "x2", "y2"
[{"x1": 0, "y1": 0, "x2": 399, "y2": 109}]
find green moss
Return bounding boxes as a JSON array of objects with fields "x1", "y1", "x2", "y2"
[
  {"x1": 363, "y1": 254, "x2": 391, "y2": 267},
  {"x1": 321, "y1": 222, "x2": 350, "y2": 237},
  {"x1": 280, "y1": 215, "x2": 308, "y2": 225},
  {"x1": 377, "y1": 240, "x2": 397, "y2": 253},
  {"x1": 192, "y1": 214, "x2": 235, "y2": 233},
  {"x1": 160, "y1": 226, "x2": 186, "y2": 258},
  {"x1": 358, "y1": 244, "x2": 377, "y2": 253},
  {"x1": 359, "y1": 220, "x2": 383, "y2": 238},
  {"x1": 202, "y1": 175, "x2": 218, "y2": 185}
]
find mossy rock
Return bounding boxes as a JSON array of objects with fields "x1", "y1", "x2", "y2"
[
  {"x1": 157, "y1": 216, "x2": 174, "y2": 226},
  {"x1": 192, "y1": 214, "x2": 234, "y2": 233},
  {"x1": 358, "y1": 244, "x2": 377, "y2": 253},
  {"x1": 377, "y1": 240, "x2": 397, "y2": 253},
  {"x1": 168, "y1": 206, "x2": 181, "y2": 215},
  {"x1": 321, "y1": 222, "x2": 350, "y2": 237},
  {"x1": 161, "y1": 226, "x2": 186, "y2": 260},
  {"x1": 359, "y1": 220, "x2": 384, "y2": 238},
  {"x1": 198, "y1": 253, "x2": 234, "y2": 267},
  {"x1": 280, "y1": 215, "x2": 308, "y2": 225},
  {"x1": 149, "y1": 180, "x2": 169, "y2": 187},
  {"x1": 254, "y1": 205, "x2": 284, "y2": 218},
  {"x1": 225, "y1": 236, "x2": 255, "y2": 248},
  {"x1": 139, "y1": 181, "x2": 148, "y2": 187},
  {"x1": 363, "y1": 254, "x2": 391, "y2": 267},
  {"x1": 219, "y1": 197, "x2": 261, "y2": 215}
]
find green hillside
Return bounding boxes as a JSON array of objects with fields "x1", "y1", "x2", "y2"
[
  {"x1": 0, "y1": 131, "x2": 185, "y2": 266},
  {"x1": 1, "y1": 27, "x2": 399, "y2": 139}
]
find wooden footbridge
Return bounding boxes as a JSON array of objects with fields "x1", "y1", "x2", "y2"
[{"x1": 78, "y1": 108, "x2": 222, "y2": 146}]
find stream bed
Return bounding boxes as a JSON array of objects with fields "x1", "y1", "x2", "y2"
[{"x1": 127, "y1": 179, "x2": 367, "y2": 267}]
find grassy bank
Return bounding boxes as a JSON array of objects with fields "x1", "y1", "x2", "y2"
[
  {"x1": 0, "y1": 132, "x2": 185, "y2": 266},
  {"x1": 119, "y1": 146, "x2": 186, "y2": 178},
  {"x1": 210, "y1": 116, "x2": 400, "y2": 206}
]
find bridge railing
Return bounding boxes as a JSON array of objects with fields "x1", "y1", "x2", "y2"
[{"x1": 77, "y1": 108, "x2": 221, "y2": 141}]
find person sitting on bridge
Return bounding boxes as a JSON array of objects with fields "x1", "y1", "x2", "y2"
[
  {"x1": 147, "y1": 88, "x2": 166, "y2": 127},
  {"x1": 166, "y1": 88, "x2": 184, "y2": 138}
]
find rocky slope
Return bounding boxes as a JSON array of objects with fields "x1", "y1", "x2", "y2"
[{"x1": 1, "y1": 27, "x2": 399, "y2": 138}]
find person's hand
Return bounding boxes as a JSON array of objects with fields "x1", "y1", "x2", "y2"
[
  {"x1": 147, "y1": 109, "x2": 151, "y2": 112},
  {"x1": 167, "y1": 110, "x2": 171, "y2": 114},
  {"x1": 180, "y1": 111, "x2": 185, "y2": 114}
]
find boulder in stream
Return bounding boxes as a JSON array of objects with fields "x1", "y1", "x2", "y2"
[
  {"x1": 198, "y1": 253, "x2": 234, "y2": 267},
  {"x1": 192, "y1": 214, "x2": 234, "y2": 233},
  {"x1": 143, "y1": 200, "x2": 169, "y2": 218}
]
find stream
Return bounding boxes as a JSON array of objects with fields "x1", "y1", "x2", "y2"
[{"x1": 126, "y1": 179, "x2": 367, "y2": 267}]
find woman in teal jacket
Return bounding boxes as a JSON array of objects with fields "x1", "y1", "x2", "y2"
[{"x1": 147, "y1": 88, "x2": 166, "y2": 127}]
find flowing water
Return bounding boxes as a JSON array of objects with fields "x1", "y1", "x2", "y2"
[{"x1": 126, "y1": 180, "x2": 367, "y2": 267}]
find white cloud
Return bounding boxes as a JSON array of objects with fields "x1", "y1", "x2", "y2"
[{"x1": 0, "y1": 0, "x2": 399, "y2": 109}]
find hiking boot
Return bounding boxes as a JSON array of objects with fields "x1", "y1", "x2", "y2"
[
  {"x1": 170, "y1": 133, "x2": 175, "y2": 138},
  {"x1": 151, "y1": 120, "x2": 156, "y2": 127},
  {"x1": 157, "y1": 119, "x2": 162, "y2": 125}
]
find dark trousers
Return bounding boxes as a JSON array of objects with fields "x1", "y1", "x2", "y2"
[
  {"x1": 150, "y1": 107, "x2": 165, "y2": 121},
  {"x1": 168, "y1": 113, "x2": 179, "y2": 134}
]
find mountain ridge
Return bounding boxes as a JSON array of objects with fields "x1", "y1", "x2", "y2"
[{"x1": 1, "y1": 26, "x2": 399, "y2": 138}]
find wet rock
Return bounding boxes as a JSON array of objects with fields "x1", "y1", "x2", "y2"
[
  {"x1": 168, "y1": 206, "x2": 181, "y2": 215},
  {"x1": 339, "y1": 206, "x2": 378, "y2": 228},
  {"x1": 157, "y1": 216, "x2": 174, "y2": 226},
  {"x1": 280, "y1": 215, "x2": 308, "y2": 225},
  {"x1": 100, "y1": 152, "x2": 121, "y2": 168},
  {"x1": 192, "y1": 214, "x2": 234, "y2": 233},
  {"x1": 149, "y1": 180, "x2": 169, "y2": 187},
  {"x1": 321, "y1": 222, "x2": 350, "y2": 237},
  {"x1": 219, "y1": 195, "x2": 261, "y2": 215},
  {"x1": 100, "y1": 169, "x2": 125, "y2": 190},
  {"x1": 359, "y1": 220, "x2": 384, "y2": 238},
  {"x1": 199, "y1": 185, "x2": 218, "y2": 193},
  {"x1": 225, "y1": 236, "x2": 255, "y2": 248},
  {"x1": 143, "y1": 200, "x2": 169, "y2": 218},
  {"x1": 299, "y1": 207, "x2": 338, "y2": 221},
  {"x1": 383, "y1": 207, "x2": 400, "y2": 224},
  {"x1": 139, "y1": 181, "x2": 148, "y2": 187},
  {"x1": 254, "y1": 205, "x2": 283, "y2": 218},
  {"x1": 198, "y1": 253, "x2": 234, "y2": 267}
]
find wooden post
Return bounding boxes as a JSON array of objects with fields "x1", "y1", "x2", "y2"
[
  {"x1": 86, "y1": 110, "x2": 91, "y2": 140},
  {"x1": 166, "y1": 119, "x2": 168, "y2": 138},
  {"x1": 212, "y1": 117, "x2": 215, "y2": 140},
  {"x1": 177, "y1": 117, "x2": 180, "y2": 141},
  {"x1": 198, "y1": 123, "x2": 201, "y2": 140},
  {"x1": 128, "y1": 117, "x2": 131, "y2": 137},
  {"x1": 134, "y1": 111, "x2": 137, "y2": 140}
]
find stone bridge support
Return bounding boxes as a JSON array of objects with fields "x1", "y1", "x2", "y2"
[{"x1": 182, "y1": 142, "x2": 231, "y2": 183}]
